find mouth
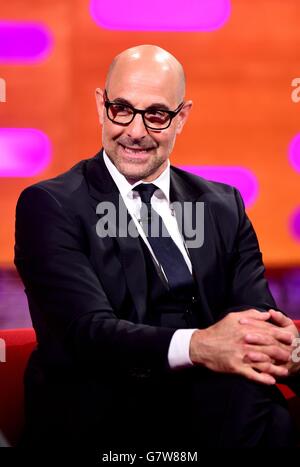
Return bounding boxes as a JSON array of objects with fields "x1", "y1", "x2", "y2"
[{"x1": 119, "y1": 144, "x2": 154, "y2": 157}]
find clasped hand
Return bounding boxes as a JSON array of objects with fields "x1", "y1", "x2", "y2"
[{"x1": 190, "y1": 309, "x2": 300, "y2": 385}]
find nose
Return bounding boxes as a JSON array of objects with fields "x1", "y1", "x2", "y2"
[{"x1": 125, "y1": 113, "x2": 148, "y2": 139}]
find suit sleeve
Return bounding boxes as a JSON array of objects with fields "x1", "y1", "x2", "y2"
[
  {"x1": 222, "y1": 188, "x2": 278, "y2": 314},
  {"x1": 14, "y1": 185, "x2": 176, "y2": 373}
]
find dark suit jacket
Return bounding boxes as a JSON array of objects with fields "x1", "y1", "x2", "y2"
[{"x1": 14, "y1": 150, "x2": 284, "y2": 444}]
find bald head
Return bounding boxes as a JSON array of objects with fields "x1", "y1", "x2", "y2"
[{"x1": 105, "y1": 45, "x2": 186, "y2": 102}]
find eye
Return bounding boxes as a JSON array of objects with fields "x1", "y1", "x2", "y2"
[
  {"x1": 110, "y1": 104, "x2": 133, "y2": 118},
  {"x1": 145, "y1": 109, "x2": 169, "y2": 123},
  {"x1": 147, "y1": 109, "x2": 168, "y2": 117}
]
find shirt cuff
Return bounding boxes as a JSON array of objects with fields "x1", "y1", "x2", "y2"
[{"x1": 167, "y1": 328, "x2": 198, "y2": 370}]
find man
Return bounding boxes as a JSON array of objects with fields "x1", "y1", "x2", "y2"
[{"x1": 15, "y1": 45, "x2": 300, "y2": 448}]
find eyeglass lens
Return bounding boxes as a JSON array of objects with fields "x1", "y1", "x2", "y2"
[{"x1": 108, "y1": 104, "x2": 171, "y2": 129}]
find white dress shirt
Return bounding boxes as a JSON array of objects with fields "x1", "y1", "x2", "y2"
[{"x1": 103, "y1": 151, "x2": 196, "y2": 369}]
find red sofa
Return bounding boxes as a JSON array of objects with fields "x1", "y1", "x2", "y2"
[
  {"x1": 0, "y1": 323, "x2": 299, "y2": 446},
  {"x1": 0, "y1": 328, "x2": 36, "y2": 446}
]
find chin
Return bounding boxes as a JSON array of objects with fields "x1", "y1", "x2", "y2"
[
  {"x1": 122, "y1": 170, "x2": 148, "y2": 183},
  {"x1": 118, "y1": 161, "x2": 150, "y2": 179}
]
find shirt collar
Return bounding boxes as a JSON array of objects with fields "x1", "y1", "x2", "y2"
[{"x1": 103, "y1": 150, "x2": 170, "y2": 202}]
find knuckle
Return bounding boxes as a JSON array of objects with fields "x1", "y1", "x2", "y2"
[
  {"x1": 270, "y1": 345, "x2": 279, "y2": 355},
  {"x1": 241, "y1": 330, "x2": 251, "y2": 341}
]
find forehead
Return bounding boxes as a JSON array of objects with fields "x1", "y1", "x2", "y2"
[{"x1": 107, "y1": 61, "x2": 180, "y2": 107}]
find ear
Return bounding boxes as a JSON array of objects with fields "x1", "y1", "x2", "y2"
[
  {"x1": 175, "y1": 100, "x2": 193, "y2": 135},
  {"x1": 95, "y1": 88, "x2": 105, "y2": 125}
]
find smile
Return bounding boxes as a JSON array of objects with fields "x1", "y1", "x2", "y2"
[
  {"x1": 123, "y1": 146, "x2": 150, "y2": 154},
  {"x1": 120, "y1": 144, "x2": 153, "y2": 155}
]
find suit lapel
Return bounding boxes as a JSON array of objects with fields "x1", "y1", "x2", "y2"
[{"x1": 86, "y1": 151, "x2": 148, "y2": 323}]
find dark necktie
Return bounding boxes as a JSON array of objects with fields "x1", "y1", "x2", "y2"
[{"x1": 133, "y1": 183, "x2": 193, "y2": 290}]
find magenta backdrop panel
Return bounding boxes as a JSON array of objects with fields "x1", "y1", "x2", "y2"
[
  {"x1": 179, "y1": 165, "x2": 258, "y2": 207},
  {"x1": 0, "y1": 21, "x2": 52, "y2": 63},
  {"x1": 90, "y1": 0, "x2": 231, "y2": 31},
  {"x1": 0, "y1": 128, "x2": 51, "y2": 177}
]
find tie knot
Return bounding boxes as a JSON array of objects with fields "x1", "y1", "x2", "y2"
[{"x1": 133, "y1": 183, "x2": 157, "y2": 205}]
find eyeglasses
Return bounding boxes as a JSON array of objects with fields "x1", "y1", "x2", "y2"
[{"x1": 103, "y1": 90, "x2": 184, "y2": 130}]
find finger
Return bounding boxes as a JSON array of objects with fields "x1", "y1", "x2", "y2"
[
  {"x1": 240, "y1": 320, "x2": 294, "y2": 344},
  {"x1": 256, "y1": 344, "x2": 290, "y2": 363},
  {"x1": 239, "y1": 318, "x2": 275, "y2": 330},
  {"x1": 239, "y1": 310, "x2": 270, "y2": 323},
  {"x1": 243, "y1": 351, "x2": 271, "y2": 363},
  {"x1": 272, "y1": 328, "x2": 294, "y2": 345},
  {"x1": 244, "y1": 332, "x2": 293, "y2": 347},
  {"x1": 269, "y1": 309, "x2": 292, "y2": 328},
  {"x1": 244, "y1": 333, "x2": 275, "y2": 346},
  {"x1": 241, "y1": 367, "x2": 276, "y2": 385},
  {"x1": 239, "y1": 316, "x2": 271, "y2": 325},
  {"x1": 251, "y1": 362, "x2": 289, "y2": 378}
]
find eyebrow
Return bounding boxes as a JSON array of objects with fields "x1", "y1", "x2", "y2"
[{"x1": 111, "y1": 97, "x2": 171, "y2": 111}]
